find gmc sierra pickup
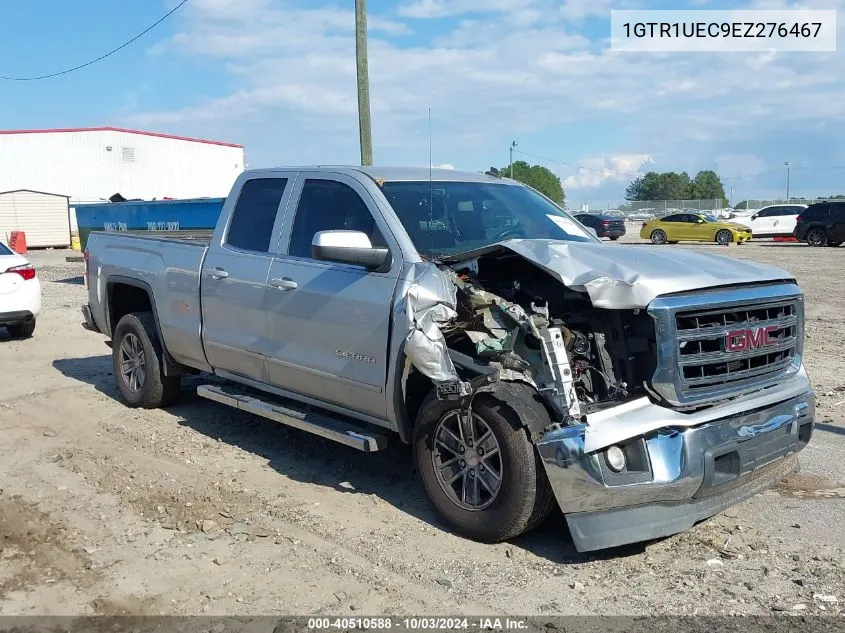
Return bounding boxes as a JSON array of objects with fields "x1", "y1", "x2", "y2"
[{"x1": 81, "y1": 166, "x2": 815, "y2": 552}]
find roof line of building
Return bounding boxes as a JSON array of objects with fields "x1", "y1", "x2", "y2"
[
  {"x1": 0, "y1": 127, "x2": 244, "y2": 148},
  {"x1": 0, "y1": 188, "x2": 70, "y2": 199}
]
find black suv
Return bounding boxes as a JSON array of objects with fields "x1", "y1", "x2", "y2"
[{"x1": 793, "y1": 201, "x2": 845, "y2": 247}]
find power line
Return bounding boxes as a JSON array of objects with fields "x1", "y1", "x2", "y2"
[
  {"x1": 514, "y1": 149, "x2": 642, "y2": 178},
  {"x1": 0, "y1": 0, "x2": 189, "y2": 81}
]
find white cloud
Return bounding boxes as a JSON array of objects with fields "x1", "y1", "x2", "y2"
[
  {"x1": 436, "y1": 163, "x2": 456, "y2": 169},
  {"x1": 397, "y1": 0, "x2": 536, "y2": 19},
  {"x1": 127, "y1": 0, "x2": 845, "y2": 191},
  {"x1": 562, "y1": 154, "x2": 652, "y2": 189}
]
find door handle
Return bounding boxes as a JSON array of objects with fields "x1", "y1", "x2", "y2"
[
  {"x1": 270, "y1": 277, "x2": 298, "y2": 290},
  {"x1": 207, "y1": 267, "x2": 229, "y2": 280}
]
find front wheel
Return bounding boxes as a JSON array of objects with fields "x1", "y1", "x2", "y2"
[
  {"x1": 112, "y1": 312, "x2": 181, "y2": 408},
  {"x1": 650, "y1": 229, "x2": 668, "y2": 245},
  {"x1": 807, "y1": 228, "x2": 828, "y2": 247},
  {"x1": 716, "y1": 230, "x2": 733, "y2": 245},
  {"x1": 414, "y1": 391, "x2": 552, "y2": 543}
]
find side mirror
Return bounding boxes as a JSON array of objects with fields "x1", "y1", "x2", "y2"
[
  {"x1": 750, "y1": 214, "x2": 759, "y2": 220},
  {"x1": 696, "y1": 218, "x2": 705, "y2": 224},
  {"x1": 312, "y1": 230, "x2": 391, "y2": 270}
]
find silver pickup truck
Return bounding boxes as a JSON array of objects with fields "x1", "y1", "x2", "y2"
[{"x1": 81, "y1": 166, "x2": 815, "y2": 552}]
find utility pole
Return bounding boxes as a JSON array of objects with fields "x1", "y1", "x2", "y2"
[
  {"x1": 784, "y1": 161, "x2": 790, "y2": 201},
  {"x1": 509, "y1": 141, "x2": 517, "y2": 178},
  {"x1": 355, "y1": 0, "x2": 373, "y2": 166}
]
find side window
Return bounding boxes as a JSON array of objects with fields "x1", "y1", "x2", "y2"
[
  {"x1": 757, "y1": 208, "x2": 773, "y2": 218},
  {"x1": 288, "y1": 179, "x2": 386, "y2": 259},
  {"x1": 831, "y1": 204, "x2": 845, "y2": 220},
  {"x1": 226, "y1": 178, "x2": 288, "y2": 253},
  {"x1": 661, "y1": 215, "x2": 680, "y2": 223}
]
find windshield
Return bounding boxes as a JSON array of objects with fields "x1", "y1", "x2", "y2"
[
  {"x1": 0, "y1": 241, "x2": 12, "y2": 256},
  {"x1": 702, "y1": 214, "x2": 718, "y2": 222},
  {"x1": 379, "y1": 181, "x2": 597, "y2": 258}
]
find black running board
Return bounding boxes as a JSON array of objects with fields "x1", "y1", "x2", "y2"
[{"x1": 197, "y1": 384, "x2": 388, "y2": 452}]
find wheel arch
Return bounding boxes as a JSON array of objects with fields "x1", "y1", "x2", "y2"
[{"x1": 105, "y1": 276, "x2": 184, "y2": 376}]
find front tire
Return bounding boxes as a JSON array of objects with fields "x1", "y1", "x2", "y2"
[
  {"x1": 414, "y1": 391, "x2": 551, "y2": 543},
  {"x1": 807, "y1": 228, "x2": 828, "y2": 247},
  {"x1": 650, "y1": 229, "x2": 668, "y2": 245},
  {"x1": 6, "y1": 318, "x2": 35, "y2": 338},
  {"x1": 112, "y1": 312, "x2": 181, "y2": 408},
  {"x1": 716, "y1": 230, "x2": 733, "y2": 245}
]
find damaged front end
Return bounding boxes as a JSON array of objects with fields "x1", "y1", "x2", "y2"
[
  {"x1": 401, "y1": 243, "x2": 815, "y2": 552},
  {"x1": 401, "y1": 247, "x2": 657, "y2": 450}
]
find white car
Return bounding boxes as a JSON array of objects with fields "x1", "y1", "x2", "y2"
[
  {"x1": 746, "y1": 204, "x2": 808, "y2": 238},
  {"x1": 0, "y1": 241, "x2": 41, "y2": 338}
]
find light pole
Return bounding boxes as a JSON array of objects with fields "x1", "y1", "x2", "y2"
[
  {"x1": 509, "y1": 141, "x2": 517, "y2": 178},
  {"x1": 784, "y1": 161, "x2": 790, "y2": 201}
]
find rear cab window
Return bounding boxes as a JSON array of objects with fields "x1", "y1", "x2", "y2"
[{"x1": 225, "y1": 178, "x2": 289, "y2": 253}]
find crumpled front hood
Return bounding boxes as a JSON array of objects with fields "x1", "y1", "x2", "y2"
[{"x1": 453, "y1": 240, "x2": 795, "y2": 309}]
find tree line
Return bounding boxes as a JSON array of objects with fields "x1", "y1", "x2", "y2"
[{"x1": 625, "y1": 170, "x2": 727, "y2": 202}]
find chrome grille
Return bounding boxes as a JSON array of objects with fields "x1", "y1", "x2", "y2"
[{"x1": 648, "y1": 284, "x2": 804, "y2": 407}]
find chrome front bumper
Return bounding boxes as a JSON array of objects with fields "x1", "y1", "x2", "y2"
[{"x1": 536, "y1": 390, "x2": 814, "y2": 552}]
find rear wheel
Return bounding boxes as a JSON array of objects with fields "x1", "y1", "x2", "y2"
[
  {"x1": 650, "y1": 229, "x2": 667, "y2": 245},
  {"x1": 6, "y1": 318, "x2": 35, "y2": 338},
  {"x1": 112, "y1": 312, "x2": 181, "y2": 408},
  {"x1": 716, "y1": 230, "x2": 733, "y2": 245},
  {"x1": 414, "y1": 391, "x2": 551, "y2": 542},
  {"x1": 807, "y1": 228, "x2": 828, "y2": 247}
]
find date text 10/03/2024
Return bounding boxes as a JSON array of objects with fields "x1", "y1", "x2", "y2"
[{"x1": 307, "y1": 617, "x2": 529, "y2": 630}]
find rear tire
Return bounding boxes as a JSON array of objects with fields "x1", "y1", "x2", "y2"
[
  {"x1": 716, "y1": 230, "x2": 733, "y2": 245},
  {"x1": 807, "y1": 228, "x2": 828, "y2": 247},
  {"x1": 650, "y1": 229, "x2": 667, "y2": 245},
  {"x1": 609, "y1": 236, "x2": 620, "y2": 241},
  {"x1": 112, "y1": 312, "x2": 181, "y2": 408},
  {"x1": 6, "y1": 319, "x2": 35, "y2": 338},
  {"x1": 414, "y1": 390, "x2": 549, "y2": 542}
]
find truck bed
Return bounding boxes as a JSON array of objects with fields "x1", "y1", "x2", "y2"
[{"x1": 85, "y1": 229, "x2": 211, "y2": 373}]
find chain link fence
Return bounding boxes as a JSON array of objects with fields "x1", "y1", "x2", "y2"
[{"x1": 568, "y1": 200, "x2": 726, "y2": 217}]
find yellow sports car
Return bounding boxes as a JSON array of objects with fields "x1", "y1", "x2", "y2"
[{"x1": 639, "y1": 212, "x2": 752, "y2": 245}]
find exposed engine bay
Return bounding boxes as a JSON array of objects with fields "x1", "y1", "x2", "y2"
[{"x1": 402, "y1": 248, "x2": 658, "y2": 428}]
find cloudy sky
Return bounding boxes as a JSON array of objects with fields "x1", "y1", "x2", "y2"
[{"x1": 2, "y1": 0, "x2": 844, "y2": 203}]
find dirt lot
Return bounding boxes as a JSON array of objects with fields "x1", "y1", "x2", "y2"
[{"x1": 1, "y1": 240, "x2": 844, "y2": 617}]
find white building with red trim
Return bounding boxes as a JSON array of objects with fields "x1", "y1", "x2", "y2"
[{"x1": 0, "y1": 127, "x2": 245, "y2": 202}]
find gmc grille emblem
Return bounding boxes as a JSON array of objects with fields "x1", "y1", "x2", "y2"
[{"x1": 725, "y1": 326, "x2": 779, "y2": 352}]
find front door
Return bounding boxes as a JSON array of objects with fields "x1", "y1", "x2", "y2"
[
  {"x1": 201, "y1": 176, "x2": 292, "y2": 381},
  {"x1": 264, "y1": 173, "x2": 401, "y2": 419}
]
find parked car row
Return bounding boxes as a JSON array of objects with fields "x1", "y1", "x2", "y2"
[{"x1": 626, "y1": 201, "x2": 845, "y2": 247}]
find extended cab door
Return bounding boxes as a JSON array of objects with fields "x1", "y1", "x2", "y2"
[
  {"x1": 200, "y1": 175, "x2": 294, "y2": 381},
  {"x1": 264, "y1": 172, "x2": 401, "y2": 419}
]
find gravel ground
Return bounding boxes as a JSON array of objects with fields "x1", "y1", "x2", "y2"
[{"x1": 1, "y1": 241, "x2": 844, "y2": 617}]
